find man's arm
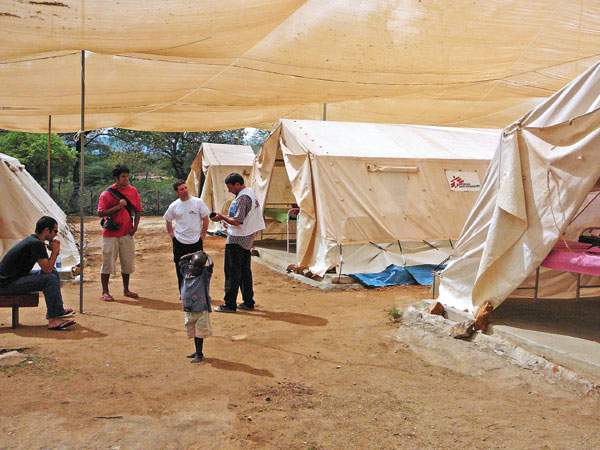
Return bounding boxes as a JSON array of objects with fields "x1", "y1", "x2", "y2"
[
  {"x1": 131, "y1": 189, "x2": 142, "y2": 235},
  {"x1": 201, "y1": 216, "x2": 209, "y2": 241},
  {"x1": 130, "y1": 212, "x2": 141, "y2": 236},
  {"x1": 216, "y1": 215, "x2": 241, "y2": 226},
  {"x1": 38, "y1": 239, "x2": 60, "y2": 273},
  {"x1": 98, "y1": 199, "x2": 127, "y2": 217},
  {"x1": 166, "y1": 220, "x2": 175, "y2": 239},
  {"x1": 211, "y1": 195, "x2": 251, "y2": 227}
]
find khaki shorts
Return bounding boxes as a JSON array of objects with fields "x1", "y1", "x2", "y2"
[
  {"x1": 101, "y1": 235, "x2": 135, "y2": 275},
  {"x1": 184, "y1": 311, "x2": 212, "y2": 338}
]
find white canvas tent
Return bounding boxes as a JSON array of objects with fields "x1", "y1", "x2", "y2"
[
  {"x1": 438, "y1": 62, "x2": 600, "y2": 314},
  {"x1": 252, "y1": 119, "x2": 500, "y2": 276},
  {"x1": 186, "y1": 143, "x2": 255, "y2": 232},
  {"x1": 0, "y1": 152, "x2": 79, "y2": 268}
]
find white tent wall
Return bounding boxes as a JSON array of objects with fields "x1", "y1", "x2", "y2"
[
  {"x1": 186, "y1": 152, "x2": 203, "y2": 199},
  {"x1": 0, "y1": 153, "x2": 79, "y2": 268},
  {"x1": 185, "y1": 143, "x2": 254, "y2": 232},
  {"x1": 253, "y1": 119, "x2": 500, "y2": 276},
  {"x1": 2, "y1": 2, "x2": 600, "y2": 132},
  {"x1": 438, "y1": 62, "x2": 600, "y2": 314}
]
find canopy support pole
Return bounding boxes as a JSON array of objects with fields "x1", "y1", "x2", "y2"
[
  {"x1": 47, "y1": 115, "x2": 52, "y2": 194},
  {"x1": 533, "y1": 266, "x2": 540, "y2": 301},
  {"x1": 337, "y1": 243, "x2": 345, "y2": 282},
  {"x1": 79, "y1": 50, "x2": 86, "y2": 314},
  {"x1": 397, "y1": 240, "x2": 406, "y2": 267},
  {"x1": 322, "y1": 103, "x2": 327, "y2": 121}
]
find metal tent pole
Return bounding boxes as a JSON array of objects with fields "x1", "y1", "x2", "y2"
[
  {"x1": 79, "y1": 50, "x2": 86, "y2": 314},
  {"x1": 47, "y1": 115, "x2": 52, "y2": 194}
]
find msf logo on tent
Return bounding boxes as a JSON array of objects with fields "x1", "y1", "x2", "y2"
[{"x1": 449, "y1": 175, "x2": 465, "y2": 189}]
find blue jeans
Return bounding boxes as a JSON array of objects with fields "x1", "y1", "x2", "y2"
[{"x1": 0, "y1": 270, "x2": 66, "y2": 319}]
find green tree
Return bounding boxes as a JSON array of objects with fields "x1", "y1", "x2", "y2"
[
  {"x1": 244, "y1": 128, "x2": 270, "y2": 153},
  {"x1": 0, "y1": 131, "x2": 75, "y2": 183},
  {"x1": 109, "y1": 129, "x2": 247, "y2": 179},
  {"x1": 61, "y1": 129, "x2": 113, "y2": 213}
]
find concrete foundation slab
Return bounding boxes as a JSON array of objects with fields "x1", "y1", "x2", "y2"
[
  {"x1": 403, "y1": 299, "x2": 600, "y2": 391},
  {"x1": 490, "y1": 298, "x2": 600, "y2": 382}
]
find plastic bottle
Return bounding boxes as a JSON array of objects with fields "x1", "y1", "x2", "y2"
[{"x1": 56, "y1": 255, "x2": 62, "y2": 269}]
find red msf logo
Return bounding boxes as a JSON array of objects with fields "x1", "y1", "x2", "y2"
[{"x1": 450, "y1": 175, "x2": 465, "y2": 188}]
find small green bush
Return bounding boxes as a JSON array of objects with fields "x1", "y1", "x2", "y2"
[{"x1": 387, "y1": 306, "x2": 402, "y2": 323}]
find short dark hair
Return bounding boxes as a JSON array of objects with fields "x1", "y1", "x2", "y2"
[
  {"x1": 35, "y1": 216, "x2": 58, "y2": 234},
  {"x1": 173, "y1": 179, "x2": 186, "y2": 191},
  {"x1": 112, "y1": 164, "x2": 130, "y2": 179},
  {"x1": 225, "y1": 172, "x2": 244, "y2": 186}
]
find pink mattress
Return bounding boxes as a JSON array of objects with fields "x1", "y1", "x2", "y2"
[{"x1": 541, "y1": 240, "x2": 600, "y2": 276}]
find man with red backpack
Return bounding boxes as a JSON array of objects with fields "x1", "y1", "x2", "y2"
[{"x1": 97, "y1": 165, "x2": 142, "y2": 302}]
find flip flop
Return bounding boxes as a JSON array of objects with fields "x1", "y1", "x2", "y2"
[
  {"x1": 48, "y1": 319, "x2": 76, "y2": 330},
  {"x1": 100, "y1": 293, "x2": 115, "y2": 302},
  {"x1": 123, "y1": 291, "x2": 139, "y2": 299},
  {"x1": 57, "y1": 307, "x2": 75, "y2": 317},
  {"x1": 46, "y1": 308, "x2": 75, "y2": 319}
]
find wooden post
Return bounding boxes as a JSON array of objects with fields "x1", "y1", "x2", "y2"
[
  {"x1": 79, "y1": 50, "x2": 86, "y2": 314},
  {"x1": 47, "y1": 115, "x2": 52, "y2": 194},
  {"x1": 156, "y1": 190, "x2": 160, "y2": 214},
  {"x1": 322, "y1": 103, "x2": 327, "y2": 121},
  {"x1": 89, "y1": 191, "x2": 93, "y2": 215}
]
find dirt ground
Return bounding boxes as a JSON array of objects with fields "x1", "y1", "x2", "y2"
[{"x1": 1, "y1": 217, "x2": 600, "y2": 449}]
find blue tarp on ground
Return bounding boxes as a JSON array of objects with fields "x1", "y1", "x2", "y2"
[{"x1": 349, "y1": 264, "x2": 443, "y2": 288}]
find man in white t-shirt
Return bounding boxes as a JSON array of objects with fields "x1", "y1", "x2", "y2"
[{"x1": 164, "y1": 180, "x2": 210, "y2": 290}]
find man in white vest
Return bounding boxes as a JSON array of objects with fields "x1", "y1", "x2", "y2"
[{"x1": 210, "y1": 173, "x2": 265, "y2": 312}]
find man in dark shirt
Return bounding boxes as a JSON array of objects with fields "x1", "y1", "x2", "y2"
[{"x1": 0, "y1": 216, "x2": 75, "y2": 330}]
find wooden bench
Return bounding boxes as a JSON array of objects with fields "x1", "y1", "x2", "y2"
[{"x1": 0, "y1": 293, "x2": 40, "y2": 328}]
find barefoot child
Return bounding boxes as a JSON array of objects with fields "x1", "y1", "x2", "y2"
[{"x1": 179, "y1": 251, "x2": 213, "y2": 363}]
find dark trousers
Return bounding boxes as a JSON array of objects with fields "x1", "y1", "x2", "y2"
[
  {"x1": 172, "y1": 237, "x2": 203, "y2": 291},
  {"x1": 0, "y1": 270, "x2": 66, "y2": 319},
  {"x1": 224, "y1": 244, "x2": 254, "y2": 309}
]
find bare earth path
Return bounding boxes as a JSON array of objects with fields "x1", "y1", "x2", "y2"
[{"x1": 1, "y1": 217, "x2": 600, "y2": 449}]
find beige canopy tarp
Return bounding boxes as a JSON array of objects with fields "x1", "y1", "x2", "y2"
[
  {"x1": 438, "y1": 62, "x2": 600, "y2": 313},
  {"x1": 186, "y1": 143, "x2": 255, "y2": 232},
  {"x1": 2, "y1": 1, "x2": 600, "y2": 132},
  {"x1": 252, "y1": 119, "x2": 500, "y2": 276},
  {"x1": 0, "y1": 153, "x2": 79, "y2": 268}
]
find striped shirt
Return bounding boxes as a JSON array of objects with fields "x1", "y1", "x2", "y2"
[{"x1": 226, "y1": 194, "x2": 256, "y2": 250}]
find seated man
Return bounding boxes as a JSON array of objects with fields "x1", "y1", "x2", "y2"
[{"x1": 0, "y1": 216, "x2": 75, "y2": 330}]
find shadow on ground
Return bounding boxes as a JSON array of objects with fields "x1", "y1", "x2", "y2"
[
  {"x1": 0, "y1": 324, "x2": 108, "y2": 340},
  {"x1": 115, "y1": 296, "x2": 180, "y2": 311},
  {"x1": 492, "y1": 297, "x2": 600, "y2": 343},
  {"x1": 203, "y1": 357, "x2": 274, "y2": 378}
]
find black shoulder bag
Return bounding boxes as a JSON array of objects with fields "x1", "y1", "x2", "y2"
[{"x1": 100, "y1": 187, "x2": 136, "y2": 231}]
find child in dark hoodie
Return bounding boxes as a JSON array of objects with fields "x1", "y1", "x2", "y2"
[{"x1": 179, "y1": 251, "x2": 213, "y2": 363}]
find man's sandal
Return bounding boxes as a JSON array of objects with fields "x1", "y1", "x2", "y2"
[{"x1": 48, "y1": 320, "x2": 76, "y2": 330}]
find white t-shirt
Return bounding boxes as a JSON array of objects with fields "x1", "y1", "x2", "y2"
[{"x1": 163, "y1": 196, "x2": 210, "y2": 244}]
